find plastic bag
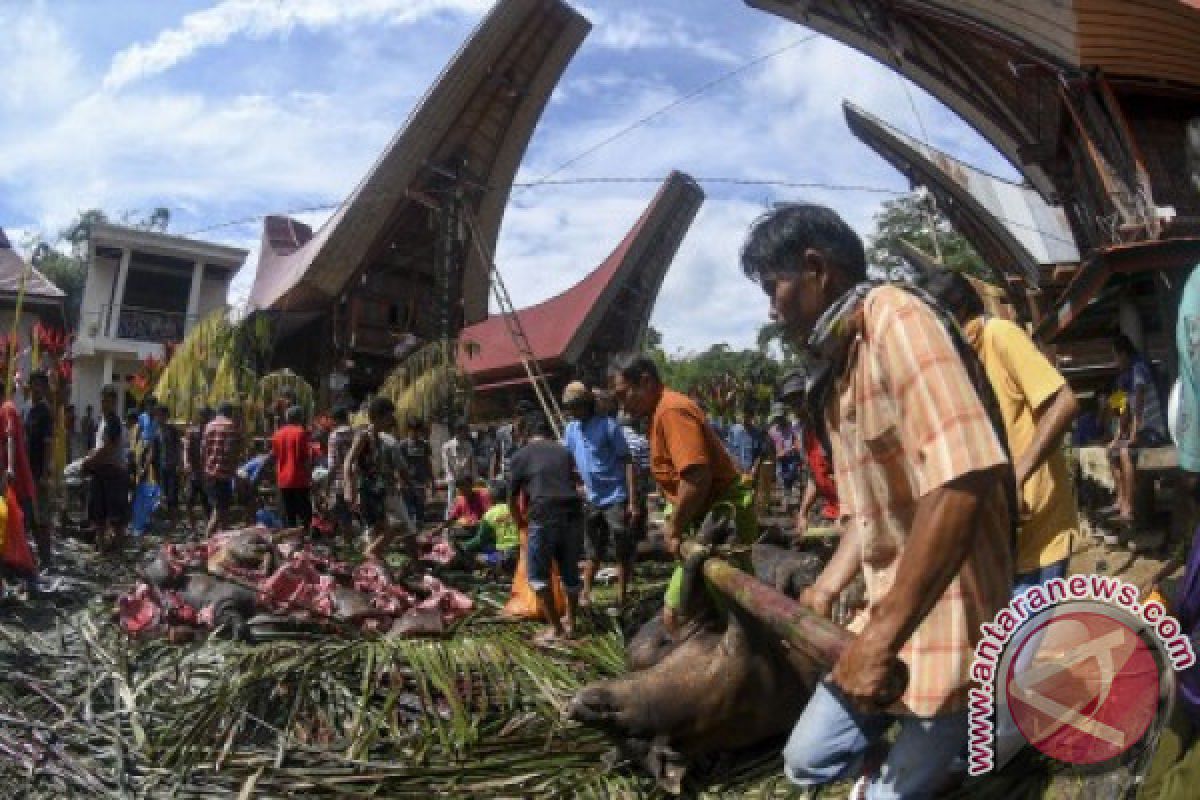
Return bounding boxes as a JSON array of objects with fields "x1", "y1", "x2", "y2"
[
  {"x1": 0, "y1": 486, "x2": 34, "y2": 575},
  {"x1": 503, "y1": 527, "x2": 568, "y2": 620},
  {"x1": 131, "y1": 481, "x2": 161, "y2": 535}
]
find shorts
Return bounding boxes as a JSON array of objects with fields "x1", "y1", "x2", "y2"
[
  {"x1": 528, "y1": 510, "x2": 583, "y2": 592},
  {"x1": 481, "y1": 546, "x2": 519, "y2": 570},
  {"x1": 206, "y1": 477, "x2": 234, "y2": 515},
  {"x1": 88, "y1": 465, "x2": 130, "y2": 527},
  {"x1": 280, "y1": 487, "x2": 313, "y2": 527},
  {"x1": 159, "y1": 468, "x2": 180, "y2": 509},
  {"x1": 1109, "y1": 429, "x2": 1169, "y2": 465},
  {"x1": 583, "y1": 502, "x2": 634, "y2": 565},
  {"x1": 629, "y1": 493, "x2": 649, "y2": 541},
  {"x1": 360, "y1": 489, "x2": 414, "y2": 535}
]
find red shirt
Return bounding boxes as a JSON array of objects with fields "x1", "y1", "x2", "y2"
[
  {"x1": 0, "y1": 401, "x2": 35, "y2": 501},
  {"x1": 271, "y1": 424, "x2": 311, "y2": 489},
  {"x1": 448, "y1": 488, "x2": 492, "y2": 526},
  {"x1": 803, "y1": 427, "x2": 839, "y2": 520}
]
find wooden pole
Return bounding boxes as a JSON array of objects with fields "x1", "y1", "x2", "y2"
[{"x1": 680, "y1": 541, "x2": 908, "y2": 705}]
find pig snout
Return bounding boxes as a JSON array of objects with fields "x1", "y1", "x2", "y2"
[{"x1": 568, "y1": 685, "x2": 630, "y2": 729}]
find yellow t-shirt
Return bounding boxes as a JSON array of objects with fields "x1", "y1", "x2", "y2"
[{"x1": 968, "y1": 317, "x2": 1078, "y2": 572}]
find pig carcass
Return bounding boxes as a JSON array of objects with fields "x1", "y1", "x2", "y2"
[{"x1": 569, "y1": 545, "x2": 827, "y2": 793}]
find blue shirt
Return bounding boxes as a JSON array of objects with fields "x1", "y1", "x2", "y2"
[
  {"x1": 563, "y1": 415, "x2": 629, "y2": 507},
  {"x1": 138, "y1": 411, "x2": 158, "y2": 443},
  {"x1": 725, "y1": 422, "x2": 762, "y2": 473}
]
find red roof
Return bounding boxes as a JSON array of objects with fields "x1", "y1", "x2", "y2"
[{"x1": 460, "y1": 172, "x2": 702, "y2": 383}]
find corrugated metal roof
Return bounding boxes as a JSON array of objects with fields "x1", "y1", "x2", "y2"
[{"x1": 0, "y1": 228, "x2": 67, "y2": 301}]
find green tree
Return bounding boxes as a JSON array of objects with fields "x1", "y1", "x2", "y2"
[
  {"x1": 866, "y1": 192, "x2": 988, "y2": 281},
  {"x1": 755, "y1": 320, "x2": 802, "y2": 364}
]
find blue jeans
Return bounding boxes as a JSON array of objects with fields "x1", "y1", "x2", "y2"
[
  {"x1": 1013, "y1": 558, "x2": 1068, "y2": 596},
  {"x1": 528, "y1": 514, "x2": 582, "y2": 593},
  {"x1": 783, "y1": 680, "x2": 968, "y2": 799}
]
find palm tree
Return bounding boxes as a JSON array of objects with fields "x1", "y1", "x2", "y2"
[{"x1": 378, "y1": 338, "x2": 473, "y2": 425}]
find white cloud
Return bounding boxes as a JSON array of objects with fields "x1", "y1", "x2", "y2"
[
  {"x1": 581, "y1": 7, "x2": 743, "y2": 65},
  {"x1": 1, "y1": 0, "x2": 1021, "y2": 359},
  {"x1": 0, "y1": 2, "x2": 84, "y2": 116},
  {"x1": 104, "y1": 0, "x2": 491, "y2": 90}
]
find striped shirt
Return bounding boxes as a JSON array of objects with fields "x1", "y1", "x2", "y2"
[
  {"x1": 826, "y1": 287, "x2": 1012, "y2": 717},
  {"x1": 201, "y1": 416, "x2": 240, "y2": 480}
]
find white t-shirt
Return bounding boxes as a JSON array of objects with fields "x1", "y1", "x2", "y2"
[{"x1": 441, "y1": 437, "x2": 476, "y2": 481}]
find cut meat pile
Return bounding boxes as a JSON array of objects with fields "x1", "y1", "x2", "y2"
[{"x1": 117, "y1": 526, "x2": 474, "y2": 641}]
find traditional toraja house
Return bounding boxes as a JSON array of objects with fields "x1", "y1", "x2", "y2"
[
  {"x1": 459, "y1": 172, "x2": 704, "y2": 421},
  {"x1": 747, "y1": 0, "x2": 1200, "y2": 384},
  {"x1": 843, "y1": 102, "x2": 1158, "y2": 393},
  {"x1": 247, "y1": 0, "x2": 590, "y2": 405},
  {"x1": 844, "y1": 102, "x2": 1079, "y2": 320},
  {"x1": 0, "y1": 229, "x2": 66, "y2": 334}
]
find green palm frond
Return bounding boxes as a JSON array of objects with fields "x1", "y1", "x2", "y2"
[
  {"x1": 154, "y1": 311, "x2": 276, "y2": 427},
  {"x1": 155, "y1": 310, "x2": 234, "y2": 422},
  {"x1": 256, "y1": 370, "x2": 314, "y2": 418},
  {"x1": 379, "y1": 338, "x2": 472, "y2": 424}
]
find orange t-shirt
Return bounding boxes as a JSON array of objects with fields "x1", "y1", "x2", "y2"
[{"x1": 649, "y1": 388, "x2": 738, "y2": 507}]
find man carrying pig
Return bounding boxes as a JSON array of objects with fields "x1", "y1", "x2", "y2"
[
  {"x1": 740, "y1": 204, "x2": 1014, "y2": 799},
  {"x1": 608, "y1": 353, "x2": 757, "y2": 632}
]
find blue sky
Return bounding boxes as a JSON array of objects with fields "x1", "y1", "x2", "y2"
[{"x1": 0, "y1": 0, "x2": 1018, "y2": 353}]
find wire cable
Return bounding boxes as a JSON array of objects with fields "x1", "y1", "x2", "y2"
[{"x1": 520, "y1": 34, "x2": 818, "y2": 188}]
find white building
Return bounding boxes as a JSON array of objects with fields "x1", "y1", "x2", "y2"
[{"x1": 72, "y1": 223, "x2": 246, "y2": 415}]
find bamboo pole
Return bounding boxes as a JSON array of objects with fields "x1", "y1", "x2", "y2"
[{"x1": 680, "y1": 541, "x2": 908, "y2": 705}]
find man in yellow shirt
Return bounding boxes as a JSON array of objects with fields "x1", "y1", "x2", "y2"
[{"x1": 927, "y1": 270, "x2": 1080, "y2": 588}]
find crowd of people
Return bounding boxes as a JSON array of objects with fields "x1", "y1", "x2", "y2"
[{"x1": 6, "y1": 198, "x2": 1200, "y2": 795}]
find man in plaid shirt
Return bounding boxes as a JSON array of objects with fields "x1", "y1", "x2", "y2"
[
  {"x1": 741, "y1": 204, "x2": 1013, "y2": 798},
  {"x1": 202, "y1": 402, "x2": 241, "y2": 537}
]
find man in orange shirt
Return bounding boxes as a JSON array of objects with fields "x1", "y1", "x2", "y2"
[
  {"x1": 271, "y1": 405, "x2": 312, "y2": 529},
  {"x1": 609, "y1": 353, "x2": 757, "y2": 630}
]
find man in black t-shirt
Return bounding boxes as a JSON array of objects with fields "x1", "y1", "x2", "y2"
[
  {"x1": 82, "y1": 385, "x2": 130, "y2": 551},
  {"x1": 508, "y1": 412, "x2": 583, "y2": 643},
  {"x1": 24, "y1": 371, "x2": 54, "y2": 569}
]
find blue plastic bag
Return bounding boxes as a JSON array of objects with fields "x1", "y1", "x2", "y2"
[{"x1": 131, "y1": 481, "x2": 161, "y2": 536}]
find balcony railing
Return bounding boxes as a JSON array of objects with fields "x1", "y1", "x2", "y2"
[
  {"x1": 117, "y1": 307, "x2": 188, "y2": 342},
  {"x1": 77, "y1": 304, "x2": 203, "y2": 343}
]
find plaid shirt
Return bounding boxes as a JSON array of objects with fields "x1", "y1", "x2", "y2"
[
  {"x1": 827, "y1": 287, "x2": 1012, "y2": 717},
  {"x1": 201, "y1": 416, "x2": 240, "y2": 480}
]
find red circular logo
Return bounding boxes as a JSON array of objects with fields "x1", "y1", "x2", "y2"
[{"x1": 1005, "y1": 610, "x2": 1161, "y2": 765}]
